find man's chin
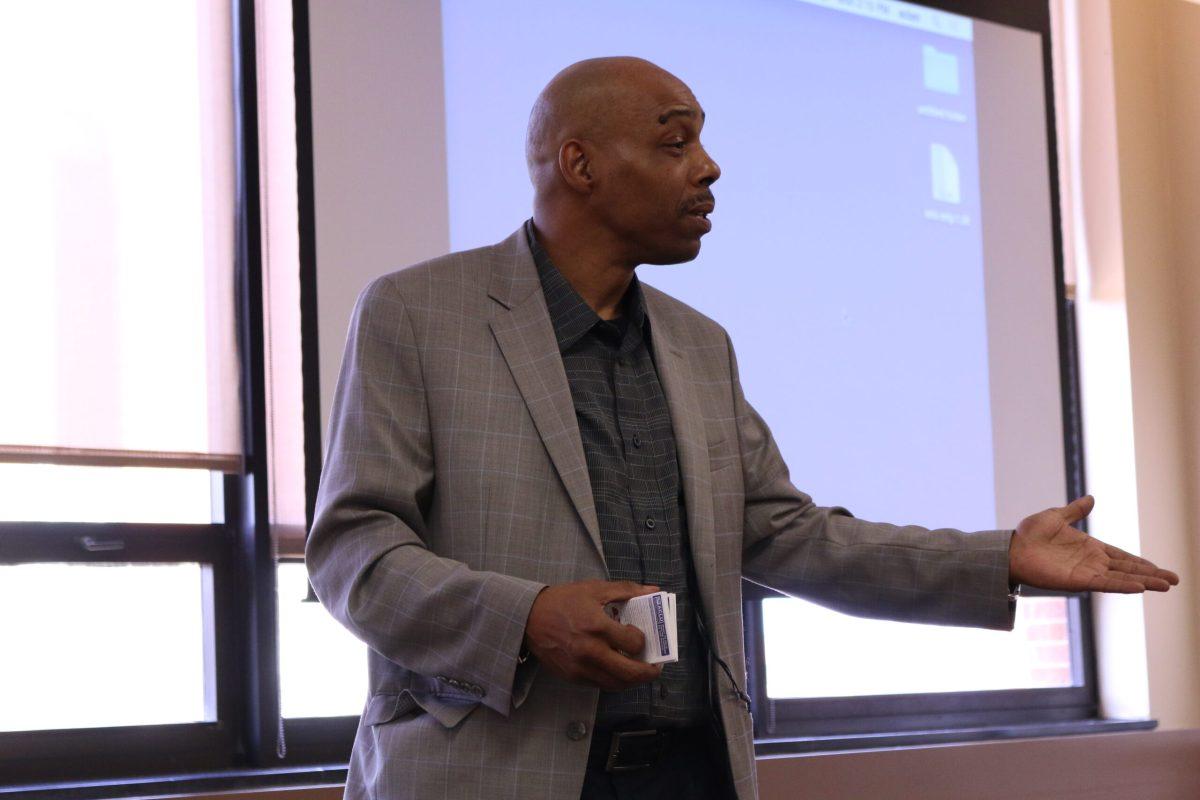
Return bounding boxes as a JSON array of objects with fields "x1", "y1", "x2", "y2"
[{"x1": 642, "y1": 239, "x2": 704, "y2": 266}]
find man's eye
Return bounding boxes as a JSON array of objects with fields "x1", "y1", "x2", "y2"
[{"x1": 668, "y1": 141, "x2": 686, "y2": 149}]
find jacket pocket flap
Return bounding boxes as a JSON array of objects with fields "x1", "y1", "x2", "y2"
[
  {"x1": 411, "y1": 691, "x2": 478, "y2": 729},
  {"x1": 363, "y1": 691, "x2": 420, "y2": 726},
  {"x1": 363, "y1": 689, "x2": 478, "y2": 729}
]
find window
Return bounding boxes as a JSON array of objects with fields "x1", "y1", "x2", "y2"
[
  {"x1": 0, "y1": 562, "x2": 212, "y2": 733},
  {"x1": 0, "y1": 0, "x2": 1130, "y2": 791},
  {"x1": 0, "y1": 0, "x2": 357, "y2": 787},
  {"x1": 745, "y1": 585, "x2": 1098, "y2": 747}
]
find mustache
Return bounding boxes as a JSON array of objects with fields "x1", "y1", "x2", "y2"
[{"x1": 682, "y1": 193, "x2": 715, "y2": 214}]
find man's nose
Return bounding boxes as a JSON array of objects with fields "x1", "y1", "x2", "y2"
[{"x1": 697, "y1": 146, "x2": 721, "y2": 186}]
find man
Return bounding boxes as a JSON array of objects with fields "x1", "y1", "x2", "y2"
[{"x1": 306, "y1": 57, "x2": 1178, "y2": 800}]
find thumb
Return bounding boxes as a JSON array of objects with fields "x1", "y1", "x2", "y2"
[
  {"x1": 1059, "y1": 494, "x2": 1095, "y2": 525},
  {"x1": 594, "y1": 580, "x2": 660, "y2": 604}
]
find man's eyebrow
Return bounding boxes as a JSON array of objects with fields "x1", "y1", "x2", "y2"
[{"x1": 657, "y1": 107, "x2": 705, "y2": 124}]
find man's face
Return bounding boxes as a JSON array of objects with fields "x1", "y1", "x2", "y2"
[{"x1": 590, "y1": 79, "x2": 720, "y2": 265}]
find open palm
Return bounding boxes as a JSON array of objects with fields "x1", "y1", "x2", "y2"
[{"x1": 1009, "y1": 495, "x2": 1179, "y2": 593}]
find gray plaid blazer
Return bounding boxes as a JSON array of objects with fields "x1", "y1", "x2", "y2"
[{"x1": 306, "y1": 225, "x2": 1014, "y2": 800}]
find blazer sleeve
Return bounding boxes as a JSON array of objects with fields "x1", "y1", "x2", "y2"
[
  {"x1": 725, "y1": 332, "x2": 1016, "y2": 631},
  {"x1": 306, "y1": 277, "x2": 547, "y2": 716}
]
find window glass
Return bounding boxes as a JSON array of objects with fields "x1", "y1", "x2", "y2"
[
  {"x1": 763, "y1": 595, "x2": 1075, "y2": 699},
  {"x1": 0, "y1": 0, "x2": 239, "y2": 463},
  {"x1": 277, "y1": 562, "x2": 368, "y2": 718},
  {"x1": 0, "y1": 562, "x2": 211, "y2": 732},
  {"x1": 0, "y1": 464, "x2": 217, "y2": 524}
]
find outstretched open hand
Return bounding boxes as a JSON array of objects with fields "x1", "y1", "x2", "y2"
[{"x1": 1009, "y1": 495, "x2": 1180, "y2": 593}]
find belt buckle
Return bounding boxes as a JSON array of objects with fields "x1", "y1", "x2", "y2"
[{"x1": 605, "y1": 729, "x2": 660, "y2": 773}]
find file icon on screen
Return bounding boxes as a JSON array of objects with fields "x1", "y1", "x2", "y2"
[
  {"x1": 922, "y1": 44, "x2": 960, "y2": 95},
  {"x1": 930, "y1": 143, "x2": 961, "y2": 204}
]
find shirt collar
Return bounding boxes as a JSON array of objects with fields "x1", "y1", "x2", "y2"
[{"x1": 524, "y1": 218, "x2": 647, "y2": 354}]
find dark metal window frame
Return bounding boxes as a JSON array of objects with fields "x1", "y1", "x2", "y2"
[
  {"x1": 0, "y1": 0, "x2": 1132, "y2": 793},
  {"x1": 743, "y1": 583, "x2": 1103, "y2": 745},
  {"x1": 0, "y1": 520, "x2": 239, "y2": 784},
  {"x1": 0, "y1": 0, "x2": 351, "y2": 789}
]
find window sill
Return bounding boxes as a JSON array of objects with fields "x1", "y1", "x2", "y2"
[
  {"x1": 754, "y1": 717, "x2": 1156, "y2": 756},
  {"x1": 0, "y1": 764, "x2": 347, "y2": 800},
  {"x1": 0, "y1": 720, "x2": 1156, "y2": 799}
]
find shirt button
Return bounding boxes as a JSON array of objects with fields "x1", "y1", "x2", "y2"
[
  {"x1": 633, "y1": 434, "x2": 642, "y2": 448},
  {"x1": 659, "y1": 683, "x2": 669, "y2": 699},
  {"x1": 566, "y1": 720, "x2": 589, "y2": 741},
  {"x1": 645, "y1": 517, "x2": 656, "y2": 530}
]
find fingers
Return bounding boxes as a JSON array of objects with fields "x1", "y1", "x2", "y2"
[
  {"x1": 597, "y1": 618, "x2": 646, "y2": 655},
  {"x1": 1108, "y1": 557, "x2": 1179, "y2": 584},
  {"x1": 1089, "y1": 568, "x2": 1171, "y2": 594},
  {"x1": 1158, "y1": 569, "x2": 1181, "y2": 585},
  {"x1": 1141, "y1": 577, "x2": 1173, "y2": 591},
  {"x1": 528, "y1": 580, "x2": 667, "y2": 691},
  {"x1": 1059, "y1": 494, "x2": 1095, "y2": 524},
  {"x1": 592, "y1": 580, "x2": 660, "y2": 603},
  {"x1": 586, "y1": 646, "x2": 662, "y2": 691},
  {"x1": 1106, "y1": 556, "x2": 1162, "y2": 577},
  {"x1": 1089, "y1": 574, "x2": 1149, "y2": 593},
  {"x1": 1103, "y1": 544, "x2": 1180, "y2": 585}
]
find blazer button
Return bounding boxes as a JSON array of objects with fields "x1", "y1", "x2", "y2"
[{"x1": 566, "y1": 720, "x2": 589, "y2": 741}]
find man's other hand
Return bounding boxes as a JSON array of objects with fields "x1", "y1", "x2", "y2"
[
  {"x1": 1009, "y1": 495, "x2": 1181, "y2": 593},
  {"x1": 523, "y1": 580, "x2": 664, "y2": 691}
]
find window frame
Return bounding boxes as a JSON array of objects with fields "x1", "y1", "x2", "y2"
[
  {"x1": 0, "y1": 516, "x2": 241, "y2": 782},
  {"x1": 0, "y1": 0, "x2": 1142, "y2": 791},
  {"x1": 743, "y1": 583, "x2": 1103, "y2": 747},
  {"x1": 0, "y1": 0, "x2": 354, "y2": 787},
  {"x1": 740, "y1": 0, "x2": 1110, "y2": 746},
  {"x1": 743, "y1": 298, "x2": 1104, "y2": 746}
]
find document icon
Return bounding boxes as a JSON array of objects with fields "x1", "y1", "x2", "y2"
[
  {"x1": 930, "y1": 143, "x2": 961, "y2": 204},
  {"x1": 922, "y1": 44, "x2": 960, "y2": 95}
]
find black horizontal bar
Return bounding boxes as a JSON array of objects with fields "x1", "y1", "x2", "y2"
[
  {"x1": 0, "y1": 722, "x2": 237, "y2": 787},
  {"x1": 0, "y1": 763, "x2": 347, "y2": 800},
  {"x1": 754, "y1": 717, "x2": 1157, "y2": 756},
  {"x1": 771, "y1": 685, "x2": 1092, "y2": 721},
  {"x1": 0, "y1": 523, "x2": 226, "y2": 564}
]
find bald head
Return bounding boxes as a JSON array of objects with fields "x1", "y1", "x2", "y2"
[
  {"x1": 525, "y1": 57, "x2": 691, "y2": 193},
  {"x1": 524, "y1": 57, "x2": 719, "y2": 269}
]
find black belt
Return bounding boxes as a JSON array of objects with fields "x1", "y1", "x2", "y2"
[{"x1": 588, "y1": 725, "x2": 714, "y2": 773}]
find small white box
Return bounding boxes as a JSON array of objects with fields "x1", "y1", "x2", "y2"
[{"x1": 604, "y1": 591, "x2": 678, "y2": 664}]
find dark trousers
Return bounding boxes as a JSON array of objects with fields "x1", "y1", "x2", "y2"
[{"x1": 580, "y1": 723, "x2": 737, "y2": 800}]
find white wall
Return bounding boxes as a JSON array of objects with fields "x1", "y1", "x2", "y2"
[
  {"x1": 308, "y1": 0, "x2": 448, "y2": 447},
  {"x1": 1052, "y1": 0, "x2": 1200, "y2": 731},
  {"x1": 1108, "y1": 0, "x2": 1200, "y2": 730}
]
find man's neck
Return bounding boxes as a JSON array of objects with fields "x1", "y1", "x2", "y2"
[{"x1": 530, "y1": 218, "x2": 635, "y2": 321}]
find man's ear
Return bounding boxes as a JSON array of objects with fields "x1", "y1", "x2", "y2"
[{"x1": 558, "y1": 139, "x2": 594, "y2": 195}]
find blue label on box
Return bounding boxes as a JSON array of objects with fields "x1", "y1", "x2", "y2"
[{"x1": 652, "y1": 595, "x2": 669, "y2": 656}]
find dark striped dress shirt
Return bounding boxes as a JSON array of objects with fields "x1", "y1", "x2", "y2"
[{"x1": 526, "y1": 220, "x2": 709, "y2": 728}]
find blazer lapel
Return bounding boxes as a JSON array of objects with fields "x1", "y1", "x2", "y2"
[
  {"x1": 486, "y1": 230, "x2": 605, "y2": 564},
  {"x1": 643, "y1": 292, "x2": 718, "y2": 626}
]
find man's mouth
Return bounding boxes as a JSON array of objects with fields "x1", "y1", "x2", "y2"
[{"x1": 686, "y1": 200, "x2": 715, "y2": 223}]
